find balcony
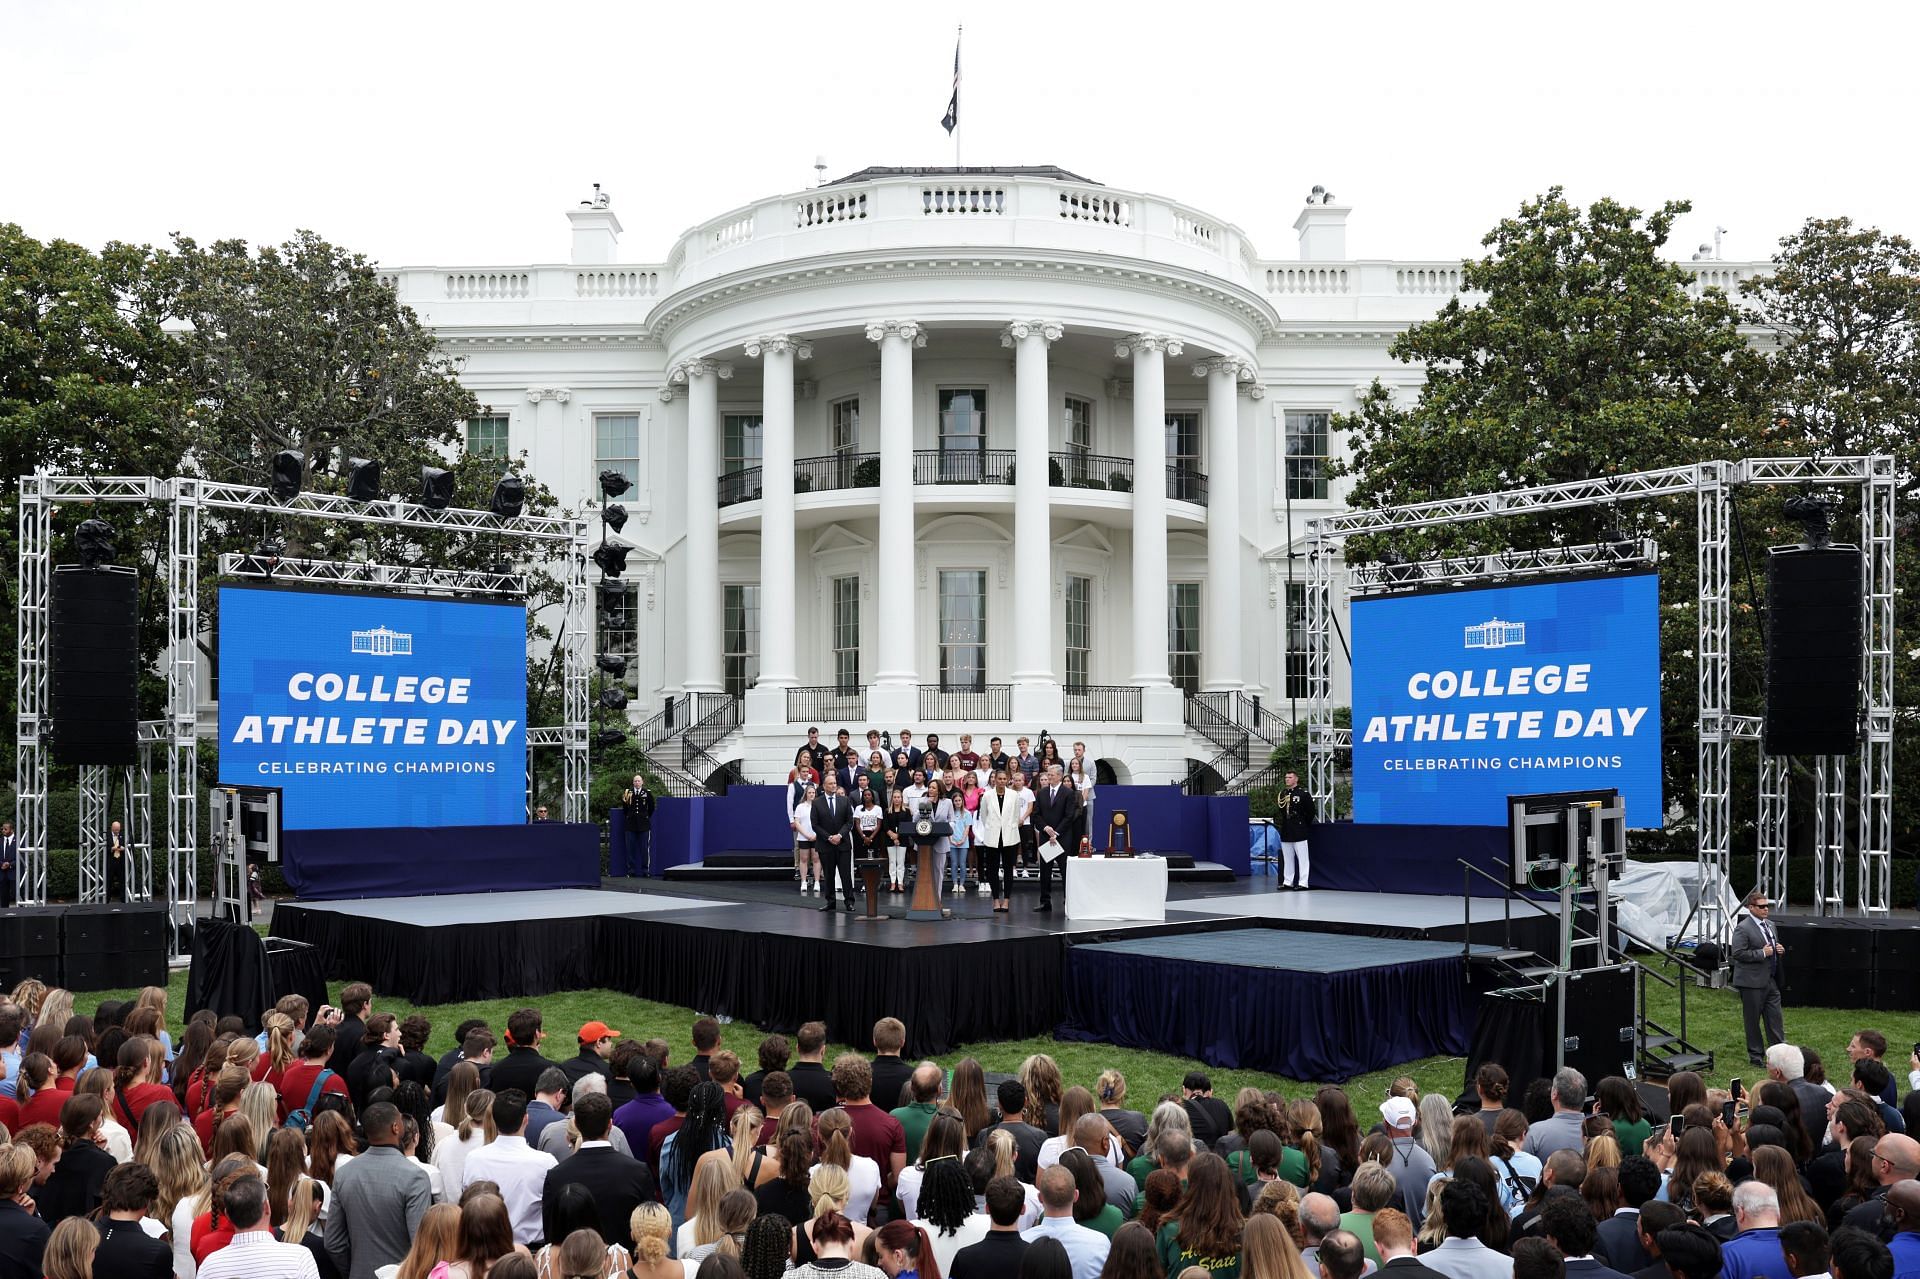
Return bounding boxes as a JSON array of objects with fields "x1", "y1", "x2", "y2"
[
  {"x1": 787, "y1": 685, "x2": 867, "y2": 724},
  {"x1": 717, "y1": 453, "x2": 879, "y2": 507},
  {"x1": 919, "y1": 683, "x2": 1012, "y2": 722},
  {"x1": 1063, "y1": 684, "x2": 1144, "y2": 722},
  {"x1": 1167, "y1": 465, "x2": 1209, "y2": 506},
  {"x1": 1048, "y1": 452, "x2": 1135, "y2": 493},
  {"x1": 912, "y1": 448, "x2": 1017, "y2": 485}
]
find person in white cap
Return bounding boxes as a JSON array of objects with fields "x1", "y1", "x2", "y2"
[{"x1": 1379, "y1": 1096, "x2": 1437, "y2": 1233}]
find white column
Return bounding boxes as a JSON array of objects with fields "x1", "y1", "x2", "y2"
[
  {"x1": 866, "y1": 322, "x2": 924, "y2": 725},
  {"x1": 525, "y1": 388, "x2": 571, "y2": 498},
  {"x1": 675, "y1": 357, "x2": 732, "y2": 693},
  {"x1": 1120, "y1": 333, "x2": 1181, "y2": 688},
  {"x1": 1004, "y1": 321, "x2": 1064, "y2": 720},
  {"x1": 1199, "y1": 358, "x2": 1247, "y2": 691},
  {"x1": 746, "y1": 334, "x2": 810, "y2": 692}
]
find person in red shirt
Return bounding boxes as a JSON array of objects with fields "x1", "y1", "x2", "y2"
[
  {"x1": 111, "y1": 1036, "x2": 177, "y2": 1129},
  {"x1": 189, "y1": 1154, "x2": 258, "y2": 1266},
  {"x1": 193, "y1": 1066, "x2": 249, "y2": 1159},
  {"x1": 252, "y1": 1012, "x2": 296, "y2": 1094},
  {"x1": 831, "y1": 1055, "x2": 906, "y2": 1200},
  {"x1": 276, "y1": 1024, "x2": 348, "y2": 1122},
  {"x1": 18, "y1": 1038, "x2": 86, "y2": 1131}
]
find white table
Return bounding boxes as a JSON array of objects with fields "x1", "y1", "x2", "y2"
[{"x1": 1063, "y1": 854, "x2": 1169, "y2": 921}]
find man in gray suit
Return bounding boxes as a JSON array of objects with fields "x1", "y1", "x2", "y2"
[
  {"x1": 1729, "y1": 889, "x2": 1786, "y2": 1067},
  {"x1": 327, "y1": 1101, "x2": 432, "y2": 1279}
]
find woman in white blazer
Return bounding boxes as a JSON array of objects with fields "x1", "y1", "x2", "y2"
[{"x1": 975, "y1": 771, "x2": 1024, "y2": 914}]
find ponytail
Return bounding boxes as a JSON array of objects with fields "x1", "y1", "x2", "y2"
[{"x1": 113, "y1": 1038, "x2": 148, "y2": 1095}]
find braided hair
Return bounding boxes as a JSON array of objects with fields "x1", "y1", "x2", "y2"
[
  {"x1": 917, "y1": 1157, "x2": 974, "y2": 1237},
  {"x1": 667, "y1": 1081, "x2": 730, "y2": 1189}
]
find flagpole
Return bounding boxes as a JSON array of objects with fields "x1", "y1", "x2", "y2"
[{"x1": 954, "y1": 24, "x2": 963, "y2": 169}]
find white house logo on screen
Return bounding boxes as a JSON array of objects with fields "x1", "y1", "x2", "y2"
[
  {"x1": 1463, "y1": 617, "x2": 1526, "y2": 650},
  {"x1": 349, "y1": 625, "x2": 414, "y2": 656}
]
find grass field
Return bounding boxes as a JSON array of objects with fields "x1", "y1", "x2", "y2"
[{"x1": 68, "y1": 952, "x2": 1920, "y2": 1113}]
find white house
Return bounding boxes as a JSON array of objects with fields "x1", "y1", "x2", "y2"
[{"x1": 375, "y1": 166, "x2": 1763, "y2": 789}]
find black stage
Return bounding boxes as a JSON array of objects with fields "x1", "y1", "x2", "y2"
[{"x1": 270, "y1": 877, "x2": 1561, "y2": 1059}]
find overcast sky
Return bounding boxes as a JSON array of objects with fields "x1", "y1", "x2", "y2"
[{"x1": 6, "y1": 0, "x2": 1916, "y2": 270}]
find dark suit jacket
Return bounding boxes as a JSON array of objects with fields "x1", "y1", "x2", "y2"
[
  {"x1": 1596, "y1": 1212, "x2": 1653, "y2": 1274},
  {"x1": 811, "y1": 793, "x2": 855, "y2": 844},
  {"x1": 39, "y1": 1142, "x2": 116, "y2": 1226},
  {"x1": 871, "y1": 1056, "x2": 916, "y2": 1111},
  {"x1": 329, "y1": 1015, "x2": 367, "y2": 1077},
  {"x1": 1730, "y1": 914, "x2": 1781, "y2": 990},
  {"x1": 489, "y1": 1045, "x2": 564, "y2": 1100},
  {"x1": 1380, "y1": 1257, "x2": 1449, "y2": 1279},
  {"x1": 0, "y1": 835, "x2": 16, "y2": 875},
  {"x1": 0, "y1": 1199, "x2": 49, "y2": 1279},
  {"x1": 545, "y1": 1144, "x2": 656, "y2": 1251},
  {"x1": 1030, "y1": 783, "x2": 1078, "y2": 842},
  {"x1": 93, "y1": 1219, "x2": 174, "y2": 1278},
  {"x1": 1564, "y1": 1259, "x2": 1636, "y2": 1279}
]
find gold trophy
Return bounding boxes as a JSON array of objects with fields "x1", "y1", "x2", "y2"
[{"x1": 1106, "y1": 809, "x2": 1132, "y2": 856}]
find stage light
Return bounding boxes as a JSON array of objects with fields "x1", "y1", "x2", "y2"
[
  {"x1": 592, "y1": 544, "x2": 631, "y2": 577},
  {"x1": 490, "y1": 473, "x2": 525, "y2": 519},
  {"x1": 602, "y1": 503, "x2": 629, "y2": 533},
  {"x1": 592, "y1": 727, "x2": 628, "y2": 751},
  {"x1": 75, "y1": 519, "x2": 118, "y2": 568},
  {"x1": 597, "y1": 582, "x2": 630, "y2": 622},
  {"x1": 345, "y1": 458, "x2": 382, "y2": 503},
  {"x1": 598, "y1": 469, "x2": 632, "y2": 499},
  {"x1": 419, "y1": 466, "x2": 456, "y2": 510},
  {"x1": 596, "y1": 654, "x2": 629, "y2": 677},
  {"x1": 1784, "y1": 492, "x2": 1837, "y2": 549},
  {"x1": 599, "y1": 687, "x2": 630, "y2": 711},
  {"x1": 270, "y1": 450, "x2": 305, "y2": 501}
]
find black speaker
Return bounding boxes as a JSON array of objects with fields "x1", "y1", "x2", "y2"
[
  {"x1": 1764, "y1": 547, "x2": 1863, "y2": 756},
  {"x1": 63, "y1": 901, "x2": 169, "y2": 955},
  {"x1": 1871, "y1": 929, "x2": 1920, "y2": 1011},
  {"x1": 1778, "y1": 921, "x2": 1874, "y2": 1007},
  {"x1": 62, "y1": 948, "x2": 166, "y2": 991},
  {"x1": 49, "y1": 566, "x2": 140, "y2": 766},
  {"x1": 0, "y1": 905, "x2": 66, "y2": 988}
]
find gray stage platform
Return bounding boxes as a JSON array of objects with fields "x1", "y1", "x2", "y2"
[
  {"x1": 287, "y1": 887, "x2": 726, "y2": 923},
  {"x1": 1081, "y1": 927, "x2": 1497, "y2": 973}
]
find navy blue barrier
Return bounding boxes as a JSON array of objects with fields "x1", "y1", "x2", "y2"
[
  {"x1": 281, "y1": 822, "x2": 599, "y2": 899},
  {"x1": 1311, "y1": 821, "x2": 1513, "y2": 896},
  {"x1": 1095, "y1": 786, "x2": 1250, "y2": 874},
  {"x1": 636, "y1": 785, "x2": 793, "y2": 870}
]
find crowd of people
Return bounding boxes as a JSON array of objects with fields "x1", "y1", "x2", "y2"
[
  {"x1": 0, "y1": 976, "x2": 1914, "y2": 1279},
  {"x1": 784, "y1": 728, "x2": 1097, "y2": 914}
]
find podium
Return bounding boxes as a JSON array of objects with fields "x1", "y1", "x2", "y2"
[{"x1": 908, "y1": 820, "x2": 952, "y2": 922}]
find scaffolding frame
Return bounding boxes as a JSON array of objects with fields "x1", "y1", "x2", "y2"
[
  {"x1": 1305, "y1": 456, "x2": 1896, "y2": 926},
  {"x1": 16, "y1": 474, "x2": 591, "y2": 956}
]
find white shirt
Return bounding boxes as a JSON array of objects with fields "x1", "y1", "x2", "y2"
[
  {"x1": 842, "y1": 1154, "x2": 882, "y2": 1225},
  {"x1": 433, "y1": 1128, "x2": 484, "y2": 1197},
  {"x1": 197, "y1": 1229, "x2": 321, "y2": 1279},
  {"x1": 923, "y1": 1215, "x2": 992, "y2": 1273},
  {"x1": 1011, "y1": 788, "x2": 1034, "y2": 826},
  {"x1": 1021, "y1": 1215, "x2": 1110, "y2": 1279},
  {"x1": 1036, "y1": 1134, "x2": 1124, "y2": 1172},
  {"x1": 172, "y1": 1198, "x2": 200, "y2": 1279},
  {"x1": 101, "y1": 1115, "x2": 133, "y2": 1163},
  {"x1": 459, "y1": 1133, "x2": 556, "y2": 1245},
  {"x1": 793, "y1": 799, "x2": 816, "y2": 840}
]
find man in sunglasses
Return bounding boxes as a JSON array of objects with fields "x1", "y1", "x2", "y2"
[{"x1": 1730, "y1": 889, "x2": 1787, "y2": 1067}]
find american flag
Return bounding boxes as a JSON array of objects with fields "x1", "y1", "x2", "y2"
[{"x1": 940, "y1": 29, "x2": 960, "y2": 135}]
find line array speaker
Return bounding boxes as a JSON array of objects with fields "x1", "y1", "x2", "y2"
[
  {"x1": 1763, "y1": 547, "x2": 1863, "y2": 757},
  {"x1": 49, "y1": 566, "x2": 140, "y2": 766}
]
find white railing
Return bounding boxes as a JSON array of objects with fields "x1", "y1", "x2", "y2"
[
  {"x1": 575, "y1": 269, "x2": 660, "y2": 298},
  {"x1": 1687, "y1": 265, "x2": 1754, "y2": 295},
  {"x1": 1395, "y1": 266, "x2": 1464, "y2": 295},
  {"x1": 1173, "y1": 212, "x2": 1222, "y2": 252},
  {"x1": 1060, "y1": 189, "x2": 1130, "y2": 226},
  {"x1": 923, "y1": 185, "x2": 1005, "y2": 215},
  {"x1": 796, "y1": 191, "x2": 867, "y2": 227},
  {"x1": 1267, "y1": 266, "x2": 1350, "y2": 295},
  {"x1": 445, "y1": 272, "x2": 530, "y2": 300},
  {"x1": 710, "y1": 214, "x2": 755, "y2": 248}
]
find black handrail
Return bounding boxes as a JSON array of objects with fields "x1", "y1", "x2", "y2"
[
  {"x1": 717, "y1": 466, "x2": 763, "y2": 508},
  {"x1": 1048, "y1": 452, "x2": 1136, "y2": 492},
  {"x1": 1062, "y1": 685, "x2": 1143, "y2": 722},
  {"x1": 786, "y1": 685, "x2": 867, "y2": 724},
  {"x1": 919, "y1": 683, "x2": 1012, "y2": 721},
  {"x1": 1167, "y1": 465, "x2": 1209, "y2": 506},
  {"x1": 912, "y1": 449, "x2": 1018, "y2": 485},
  {"x1": 795, "y1": 453, "x2": 880, "y2": 494}
]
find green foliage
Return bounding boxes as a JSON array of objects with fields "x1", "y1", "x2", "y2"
[
  {"x1": 1107, "y1": 471, "x2": 1132, "y2": 493},
  {"x1": 852, "y1": 457, "x2": 881, "y2": 487}
]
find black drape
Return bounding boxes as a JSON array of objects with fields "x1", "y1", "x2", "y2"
[{"x1": 186, "y1": 919, "x2": 277, "y2": 1031}]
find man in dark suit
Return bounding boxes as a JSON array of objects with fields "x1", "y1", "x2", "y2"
[
  {"x1": 896, "y1": 730, "x2": 924, "y2": 774},
  {"x1": 1730, "y1": 890, "x2": 1786, "y2": 1067},
  {"x1": 1594, "y1": 1157, "x2": 1662, "y2": 1273},
  {"x1": 544, "y1": 1092, "x2": 654, "y2": 1251},
  {"x1": 488, "y1": 1007, "x2": 564, "y2": 1098},
  {"x1": 1030, "y1": 765, "x2": 1079, "y2": 913},
  {"x1": 619, "y1": 775, "x2": 656, "y2": 878},
  {"x1": 812, "y1": 772, "x2": 858, "y2": 912},
  {"x1": 1544, "y1": 1192, "x2": 1635, "y2": 1279},
  {"x1": 1623, "y1": 1202, "x2": 1690, "y2": 1279},
  {"x1": 0, "y1": 821, "x2": 16, "y2": 908},
  {"x1": 1374, "y1": 1207, "x2": 1446, "y2": 1279},
  {"x1": 328, "y1": 983, "x2": 373, "y2": 1078},
  {"x1": 107, "y1": 818, "x2": 128, "y2": 902}
]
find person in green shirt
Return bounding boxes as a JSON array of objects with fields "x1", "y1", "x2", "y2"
[
  {"x1": 892, "y1": 1063, "x2": 945, "y2": 1162},
  {"x1": 1597, "y1": 1075, "x2": 1651, "y2": 1157},
  {"x1": 1335, "y1": 1162, "x2": 1397, "y2": 1266},
  {"x1": 1126, "y1": 1103, "x2": 1195, "y2": 1190},
  {"x1": 1226, "y1": 1130, "x2": 1309, "y2": 1193},
  {"x1": 1154, "y1": 1153, "x2": 1244, "y2": 1279}
]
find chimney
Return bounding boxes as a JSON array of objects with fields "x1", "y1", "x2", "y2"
[
  {"x1": 1294, "y1": 197, "x2": 1351, "y2": 262},
  {"x1": 567, "y1": 185, "x2": 622, "y2": 265}
]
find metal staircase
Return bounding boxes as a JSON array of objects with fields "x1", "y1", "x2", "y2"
[
  {"x1": 1183, "y1": 693, "x2": 1300, "y2": 794},
  {"x1": 632, "y1": 693, "x2": 743, "y2": 796}
]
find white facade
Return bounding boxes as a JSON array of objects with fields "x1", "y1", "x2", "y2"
[{"x1": 381, "y1": 168, "x2": 1764, "y2": 786}]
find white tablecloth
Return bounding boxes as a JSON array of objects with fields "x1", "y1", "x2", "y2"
[{"x1": 1064, "y1": 855, "x2": 1169, "y2": 921}]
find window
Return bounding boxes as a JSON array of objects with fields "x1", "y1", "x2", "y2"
[
  {"x1": 832, "y1": 576, "x2": 860, "y2": 692},
  {"x1": 1169, "y1": 582, "x2": 1201, "y2": 695},
  {"x1": 1063, "y1": 397, "x2": 1093, "y2": 481},
  {"x1": 596, "y1": 582, "x2": 639, "y2": 692},
  {"x1": 1166, "y1": 410, "x2": 1202, "y2": 501},
  {"x1": 467, "y1": 415, "x2": 510, "y2": 461},
  {"x1": 1285, "y1": 411, "x2": 1330, "y2": 500},
  {"x1": 1285, "y1": 581, "x2": 1309, "y2": 699},
  {"x1": 832, "y1": 398, "x2": 860, "y2": 455},
  {"x1": 938, "y1": 388, "x2": 986, "y2": 481},
  {"x1": 594, "y1": 415, "x2": 639, "y2": 490},
  {"x1": 938, "y1": 570, "x2": 987, "y2": 691},
  {"x1": 723, "y1": 413, "x2": 763, "y2": 474},
  {"x1": 724, "y1": 584, "x2": 760, "y2": 698},
  {"x1": 1065, "y1": 575, "x2": 1093, "y2": 691}
]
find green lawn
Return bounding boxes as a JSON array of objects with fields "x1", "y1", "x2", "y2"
[{"x1": 76, "y1": 954, "x2": 1919, "y2": 1113}]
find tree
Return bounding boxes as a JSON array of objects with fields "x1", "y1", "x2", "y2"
[
  {"x1": 1334, "y1": 189, "x2": 1765, "y2": 560},
  {"x1": 1329, "y1": 189, "x2": 1770, "y2": 822}
]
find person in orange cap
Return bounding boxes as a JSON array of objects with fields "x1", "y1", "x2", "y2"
[{"x1": 562, "y1": 1020, "x2": 623, "y2": 1090}]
